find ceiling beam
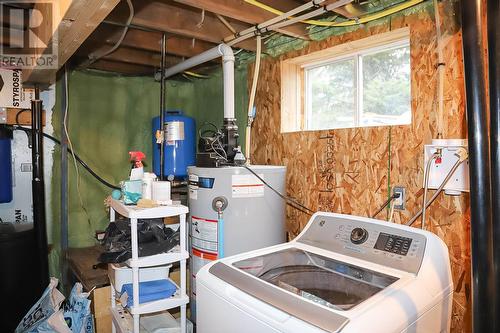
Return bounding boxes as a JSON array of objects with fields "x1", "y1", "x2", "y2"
[
  {"x1": 84, "y1": 58, "x2": 156, "y2": 75},
  {"x1": 77, "y1": 42, "x2": 182, "y2": 68},
  {"x1": 21, "y1": 0, "x2": 120, "y2": 84},
  {"x1": 105, "y1": 0, "x2": 257, "y2": 51},
  {"x1": 88, "y1": 25, "x2": 217, "y2": 58},
  {"x1": 173, "y1": 0, "x2": 309, "y2": 40}
]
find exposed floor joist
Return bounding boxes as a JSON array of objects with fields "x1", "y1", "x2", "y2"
[
  {"x1": 87, "y1": 25, "x2": 216, "y2": 58},
  {"x1": 105, "y1": 0, "x2": 257, "y2": 52},
  {"x1": 173, "y1": 0, "x2": 310, "y2": 40},
  {"x1": 22, "y1": 0, "x2": 121, "y2": 84}
]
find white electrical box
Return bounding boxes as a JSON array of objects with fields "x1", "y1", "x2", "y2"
[{"x1": 423, "y1": 139, "x2": 469, "y2": 195}]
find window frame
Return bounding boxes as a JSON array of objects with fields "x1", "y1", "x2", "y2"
[{"x1": 280, "y1": 28, "x2": 411, "y2": 133}]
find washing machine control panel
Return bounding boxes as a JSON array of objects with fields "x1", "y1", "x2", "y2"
[
  {"x1": 298, "y1": 215, "x2": 427, "y2": 274},
  {"x1": 374, "y1": 233, "x2": 413, "y2": 256}
]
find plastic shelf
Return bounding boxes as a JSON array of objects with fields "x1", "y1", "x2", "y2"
[
  {"x1": 128, "y1": 292, "x2": 189, "y2": 315},
  {"x1": 110, "y1": 305, "x2": 134, "y2": 333},
  {"x1": 126, "y1": 250, "x2": 189, "y2": 268},
  {"x1": 110, "y1": 199, "x2": 188, "y2": 219}
]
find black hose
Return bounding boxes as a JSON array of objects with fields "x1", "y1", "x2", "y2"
[
  {"x1": 371, "y1": 193, "x2": 399, "y2": 219},
  {"x1": 487, "y1": 0, "x2": 500, "y2": 329},
  {"x1": 13, "y1": 126, "x2": 120, "y2": 190},
  {"x1": 240, "y1": 165, "x2": 315, "y2": 215}
]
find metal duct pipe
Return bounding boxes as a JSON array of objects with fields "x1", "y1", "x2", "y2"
[
  {"x1": 31, "y1": 90, "x2": 49, "y2": 287},
  {"x1": 461, "y1": 0, "x2": 494, "y2": 331},
  {"x1": 488, "y1": 0, "x2": 500, "y2": 330}
]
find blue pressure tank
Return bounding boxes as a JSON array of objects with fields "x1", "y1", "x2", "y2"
[
  {"x1": 0, "y1": 126, "x2": 13, "y2": 203},
  {"x1": 152, "y1": 110, "x2": 196, "y2": 180}
]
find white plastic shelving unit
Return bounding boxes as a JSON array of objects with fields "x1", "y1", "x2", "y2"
[{"x1": 109, "y1": 199, "x2": 189, "y2": 333}]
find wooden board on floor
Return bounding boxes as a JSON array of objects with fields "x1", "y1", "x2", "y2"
[{"x1": 67, "y1": 246, "x2": 109, "y2": 291}]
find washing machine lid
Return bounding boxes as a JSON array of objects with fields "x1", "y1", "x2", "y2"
[{"x1": 209, "y1": 247, "x2": 399, "y2": 332}]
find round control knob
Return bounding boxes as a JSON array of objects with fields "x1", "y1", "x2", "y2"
[{"x1": 350, "y1": 228, "x2": 368, "y2": 244}]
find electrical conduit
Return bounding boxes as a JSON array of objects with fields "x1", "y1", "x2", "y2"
[{"x1": 243, "y1": 0, "x2": 424, "y2": 27}]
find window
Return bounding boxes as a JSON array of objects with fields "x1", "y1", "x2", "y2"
[{"x1": 281, "y1": 28, "x2": 411, "y2": 132}]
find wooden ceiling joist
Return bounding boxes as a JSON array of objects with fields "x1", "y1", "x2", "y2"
[
  {"x1": 22, "y1": 0, "x2": 120, "y2": 84},
  {"x1": 77, "y1": 41, "x2": 181, "y2": 67},
  {"x1": 83, "y1": 59, "x2": 156, "y2": 75},
  {"x1": 105, "y1": 0, "x2": 257, "y2": 51},
  {"x1": 173, "y1": 0, "x2": 309, "y2": 40},
  {"x1": 89, "y1": 25, "x2": 216, "y2": 58}
]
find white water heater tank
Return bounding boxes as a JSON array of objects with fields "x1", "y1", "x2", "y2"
[{"x1": 187, "y1": 165, "x2": 286, "y2": 322}]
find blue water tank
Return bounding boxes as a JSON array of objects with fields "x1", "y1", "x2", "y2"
[
  {"x1": 0, "y1": 127, "x2": 13, "y2": 203},
  {"x1": 152, "y1": 111, "x2": 196, "y2": 180}
]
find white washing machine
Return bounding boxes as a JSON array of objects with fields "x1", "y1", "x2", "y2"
[{"x1": 196, "y1": 212, "x2": 453, "y2": 333}]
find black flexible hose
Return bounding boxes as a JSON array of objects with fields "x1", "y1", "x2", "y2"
[
  {"x1": 13, "y1": 125, "x2": 120, "y2": 190},
  {"x1": 240, "y1": 165, "x2": 315, "y2": 215},
  {"x1": 371, "y1": 193, "x2": 399, "y2": 219}
]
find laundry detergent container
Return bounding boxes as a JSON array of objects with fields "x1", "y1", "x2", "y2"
[{"x1": 152, "y1": 111, "x2": 196, "y2": 180}]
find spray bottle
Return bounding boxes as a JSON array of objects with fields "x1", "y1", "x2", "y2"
[{"x1": 129, "y1": 151, "x2": 146, "y2": 180}]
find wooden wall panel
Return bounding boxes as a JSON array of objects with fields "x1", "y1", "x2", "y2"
[{"x1": 250, "y1": 3, "x2": 471, "y2": 332}]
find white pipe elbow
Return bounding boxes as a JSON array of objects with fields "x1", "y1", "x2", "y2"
[{"x1": 218, "y1": 44, "x2": 235, "y2": 62}]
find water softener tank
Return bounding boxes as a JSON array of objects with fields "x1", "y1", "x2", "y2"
[
  {"x1": 153, "y1": 111, "x2": 196, "y2": 180},
  {"x1": 188, "y1": 165, "x2": 286, "y2": 322},
  {"x1": 0, "y1": 126, "x2": 13, "y2": 203}
]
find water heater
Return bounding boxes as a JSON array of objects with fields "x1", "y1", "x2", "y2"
[
  {"x1": 152, "y1": 110, "x2": 196, "y2": 180},
  {"x1": 187, "y1": 165, "x2": 286, "y2": 321},
  {"x1": 0, "y1": 126, "x2": 13, "y2": 203}
]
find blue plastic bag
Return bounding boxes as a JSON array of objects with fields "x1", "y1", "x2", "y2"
[{"x1": 63, "y1": 283, "x2": 94, "y2": 333}]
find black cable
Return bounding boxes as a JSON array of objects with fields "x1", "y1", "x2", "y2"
[
  {"x1": 371, "y1": 192, "x2": 400, "y2": 218},
  {"x1": 13, "y1": 125, "x2": 120, "y2": 190},
  {"x1": 15, "y1": 109, "x2": 30, "y2": 125},
  {"x1": 240, "y1": 165, "x2": 315, "y2": 215}
]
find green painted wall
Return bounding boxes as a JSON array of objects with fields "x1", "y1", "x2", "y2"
[{"x1": 49, "y1": 67, "x2": 248, "y2": 275}]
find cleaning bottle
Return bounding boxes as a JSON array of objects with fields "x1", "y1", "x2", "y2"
[{"x1": 129, "y1": 151, "x2": 146, "y2": 180}]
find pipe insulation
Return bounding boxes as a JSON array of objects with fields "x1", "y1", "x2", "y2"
[
  {"x1": 163, "y1": 44, "x2": 235, "y2": 119},
  {"x1": 461, "y1": 0, "x2": 494, "y2": 331}
]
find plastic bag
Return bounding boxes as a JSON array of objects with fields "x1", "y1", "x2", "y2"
[
  {"x1": 63, "y1": 283, "x2": 94, "y2": 333},
  {"x1": 15, "y1": 278, "x2": 70, "y2": 333},
  {"x1": 98, "y1": 218, "x2": 179, "y2": 264},
  {"x1": 16, "y1": 278, "x2": 94, "y2": 333}
]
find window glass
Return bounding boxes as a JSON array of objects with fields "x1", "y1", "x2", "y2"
[
  {"x1": 361, "y1": 46, "x2": 411, "y2": 127},
  {"x1": 306, "y1": 58, "x2": 356, "y2": 130},
  {"x1": 303, "y1": 41, "x2": 411, "y2": 131}
]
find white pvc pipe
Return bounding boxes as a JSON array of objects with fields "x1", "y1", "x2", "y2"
[{"x1": 163, "y1": 44, "x2": 235, "y2": 119}]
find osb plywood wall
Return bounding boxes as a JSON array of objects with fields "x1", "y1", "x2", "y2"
[{"x1": 250, "y1": 2, "x2": 471, "y2": 332}]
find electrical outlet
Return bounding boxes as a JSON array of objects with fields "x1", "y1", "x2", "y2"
[{"x1": 393, "y1": 186, "x2": 405, "y2": 210}]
